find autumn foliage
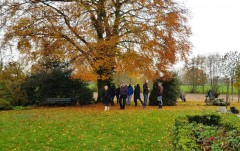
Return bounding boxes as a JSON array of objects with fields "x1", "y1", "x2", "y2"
[
  {"x1": 0, "y1": 0, "x2": 191, "y2": 101},
  {"x1": 1, "y1": 0, "x2": 191, "y2": 79}
]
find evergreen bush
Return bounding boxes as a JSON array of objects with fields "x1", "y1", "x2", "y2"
[
  {"x1": 149, "y1": 75, "x2": 180, "y2": 106},
  {"x1": 21, "y1": 61, "x2": 94, "y2": 106}
]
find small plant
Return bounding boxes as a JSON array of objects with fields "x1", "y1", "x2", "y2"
[{"x1": 205, "y1": 98, "x2": 230, "y2": 106}]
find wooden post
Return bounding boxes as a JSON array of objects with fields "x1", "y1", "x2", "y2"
[
  {"x1": 226, "y1": 79, "x2": 229, "y2": 104},
  {"x1": 231, "y1": 78, "x2": 234, "y2": 102}
]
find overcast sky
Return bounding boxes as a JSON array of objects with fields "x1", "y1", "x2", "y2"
[{"x1": 180, "y1": 0, "x2": 240, "y2": 56}]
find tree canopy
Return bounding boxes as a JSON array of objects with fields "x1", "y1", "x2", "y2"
[
  {"x1": 1, "y1": 0, "x2": 191, "y2": 101},
  {"x1": 1, "y1": 0, "x2": 191, "y2": 80}
]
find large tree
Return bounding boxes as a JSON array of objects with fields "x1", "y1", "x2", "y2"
[
  {"x1": 206, "y1": 54, "x2": 222, "y2": 93},
  {"x1": 221, "y1": 51, "x2": 240, "y2": 102},
  {"x1": 0, "y1": 0, "x2": 191, "y2": 101},
  {"x1": 184, "y1": 55, "x2": 207, "y2": 93}
]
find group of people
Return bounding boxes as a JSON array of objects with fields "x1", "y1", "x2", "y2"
[{"x1": 101, "y1": 80, "x2": 164, "y2": 110}]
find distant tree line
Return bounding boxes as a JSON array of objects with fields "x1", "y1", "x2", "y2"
[{"x1": 180, "y1": 51, "x2": 240, "y2": 99}]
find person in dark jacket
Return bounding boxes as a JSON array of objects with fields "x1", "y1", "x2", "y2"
[
  {"x1": 134, "y1": 84, "x2": 143, "y2": 106},
  {"x1": 110, "y1": 83, "x2": 116, "y2": 106},
  {"x1": 143, "y1": 80, "x2": 149, "y2": 108},
  {"x1": 102, "y1": 85, "x2": 111, "y2": 111},
  {"x1": 119, "y1": 81, "x2": 128, "y2": 109},
  {"x1": 127, "y1": 84, "x2": 134, "y2": 106},
  {"x1": 115, "y1": 85, "x2": 120, "y2": 104},
  {"x1": 180, "y1": 91, "x2": 186, "y2": 102}
]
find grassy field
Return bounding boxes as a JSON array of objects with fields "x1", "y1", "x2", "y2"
[
  {"x1": 180, "y1": 85, "x2": 239, "y2": 94},
  {"x1": 88, "y1": 82, "x2": 240, "y2": 95},
  {"x1": 1, "y1": 102, "x2": 240, "y2": 151}
]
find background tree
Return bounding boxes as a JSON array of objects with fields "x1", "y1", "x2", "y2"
[
  {"x1": 221, "y1": 51, "x2": 240, "y2": 102},
  {"x1": 206, "y1": 54, "x2": 222, "y2": 94},
  {"x1": 0, "y1": 61, "x2": 27, "y2": 106},
  {"x1": 196, "y1": 55, "x2": 207, "y2": 93},
  {"x1": 234, "y1": 65, "x2": 240, "y2": 89},
  {"x1": 183, "y1": 56, "x2": 207, "y2": 93},
  {"x1": 0, "y1": 0, "x2": 191, "y2": 101},
  {"x1": 235, "y1": 64, "x2": 240, "y2": 102},
  {"x1": 0, "y1": 82, "x2": 12, "y2": 110}
]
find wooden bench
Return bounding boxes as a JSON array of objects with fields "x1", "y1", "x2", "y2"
[{"x1": 46, "y1": 98, "x2": 72, "y2": 105}]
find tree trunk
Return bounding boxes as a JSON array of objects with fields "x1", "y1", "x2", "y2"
[
  {"x1": 202, "y1": 85, "x2": 205, "y2": 93},
  {"x1": 226, "y1": 82, "x2": 229, "y2": 104},
  {"x1": 96, "y1": 79, "x2": 111, "y2": 103},
  {"x1": 238, "y1": 89, "x2": 240, "y2": 103}
]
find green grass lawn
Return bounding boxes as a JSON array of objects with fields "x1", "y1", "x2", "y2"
[
  {"x1": 180, "y1": 85, "x2": 239, "y2": 94},
  {"x1": 0, "y1": 103, "x2": 238, "y2": 151}
]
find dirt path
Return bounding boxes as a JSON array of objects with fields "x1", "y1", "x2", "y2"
[
  {"x1": 94, "y1": 92, "x2": 240, "y2": 102},
  {"x1": 185, "y1": 93, "x2": 239, "y2": 102}
]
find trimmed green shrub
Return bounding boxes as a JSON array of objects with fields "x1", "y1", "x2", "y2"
[
  {"x1": 173, "y1": 114, "x2": 240, "y2": 151},
  {"x1": 173, "y1": 123, "x2": 200, "y2": 150},
  {"x1": 187, "y1": 114, "x2": 220, "y2": 126},
  {"x1": 149, "y1": 75, "x2": 180, "y2": 106}
]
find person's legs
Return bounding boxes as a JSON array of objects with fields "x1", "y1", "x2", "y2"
[
  {"x1": 127, "y1": 95, "x2": 130, "y2": 105},
  {"x1": 143, "y1": 93, "x2": 148, "y2": 108},
  {"x1": 106, "y1": 101, "x2": 110, "y2": 110},
  {"x1": 123, "y1": 95, "x2": 126, "y2": 109},
  {"x1": 119, "y1": 95, "x2": 123, "y2": 109},
  {"x1": 158, "y1": 96, "x2": 163, "y2": 108},
  {"x1": 134, "y1": 97, "x2": 137, "y2": 106},
  {"x1": 139, "y1": 97, "x2": 143, "y2": 105},
  {"x1": 111, "y1": 95, "x2": 115, "y2": 106},
  {"x1": 129, "y1": 95, "x2": 132, "y2": 105},
  {"x1": 116, "y1": 95, "x2": 119, "y2": 104}
]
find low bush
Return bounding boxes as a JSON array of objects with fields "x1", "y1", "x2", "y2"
[
  {"x1": 205, "y1": 98, "x2": 230, "y2": 106},
  {"x1": 173, "y1": 114, "x2": 240, "y2": 151},
  {"x1": 13, "y1": 106, "x2": 32, "y2": 110},
  {"x1": 0, "y1": 98, "x2": 12, "y2": 110}
]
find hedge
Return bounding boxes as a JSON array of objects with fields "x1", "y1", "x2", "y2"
[{"x1": 173, "y1": 113, "x2": 240, "y2": 150}]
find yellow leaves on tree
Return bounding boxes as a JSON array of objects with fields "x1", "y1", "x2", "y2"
[{"x1": 1, "y1": 0, "x2": 191, "y2": 92}]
